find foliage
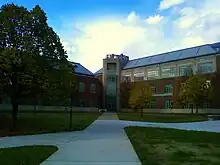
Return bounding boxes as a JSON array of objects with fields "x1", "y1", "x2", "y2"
[
  {"x1": 120, "y1": 82, "x2": 133, "y2": 109},
  {"x1": 129, "y1": 82, "x2": 152, "y2": 110},
  {"x1": 0, "y1": 3, "x2": 76, "y2": 124},
  {"x1": 179, "y1": 75, "x2": 214, "y2": 111}
]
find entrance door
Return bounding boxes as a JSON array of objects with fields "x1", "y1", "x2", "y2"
[{"x1": 107, "y1": 101, "x2": 116, "y2": 112}]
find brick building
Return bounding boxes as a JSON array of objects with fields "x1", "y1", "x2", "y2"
[
  {"x1": 71, "y1": 62, "x2": 102, "y2": 108},
  {"x1": 95, "y1": 42, "x2": 220, "y2": 111},
  {"x1": 0, "y1": 61, "x2": 103, "y2": 108}
]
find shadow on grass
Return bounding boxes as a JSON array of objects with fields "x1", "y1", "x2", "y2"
[
  {"x1": 0, "y1": 112, "x2": 102, "y2": 137},
  {"x1": 0, "y1": 145, "x2": 58, "y2": 165}
]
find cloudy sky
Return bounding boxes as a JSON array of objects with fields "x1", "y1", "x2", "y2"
[{"x1": 1, "y1": 0, "x2": 220, "y2": 72}]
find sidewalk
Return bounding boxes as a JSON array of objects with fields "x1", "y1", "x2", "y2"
[{"x1": 41, "y1": 113, "x2": 141, "y2": 165}]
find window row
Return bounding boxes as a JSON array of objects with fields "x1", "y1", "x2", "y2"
[
  {"x1": 145, "y1": 100, "x2": 172, "y2": 109},
  {"x1": 150, "y1": 84, "x2": 173, "y2": 94},
  {"x1": 79, "y1": 82, "x2": 96, "y2": 93},
  {"x1": 122, "y1": 61, "x2": 214, "y2": 81}
]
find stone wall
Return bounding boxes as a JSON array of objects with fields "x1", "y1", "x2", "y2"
[{"x1": 0, "y1": 104, "x2": 99, "y2": 112}]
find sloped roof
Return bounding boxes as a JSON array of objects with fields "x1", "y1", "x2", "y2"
[
  {"x1": 123, "y1": 42, "x2": 220, "y2": 69},
  {"x1": 93, "y1": 41, "x2": 220, "y2": 75},
  {"x1": 71, "y1": 62, "x2": 94, "y2": 76},
  {"x1": 94, "y1": 68, "x2": 103, "y2": 75}
]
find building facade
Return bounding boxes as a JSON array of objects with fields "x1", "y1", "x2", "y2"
[
  {"x1": 95, "y1": 42, "x2": 220, "y2": 111},
  {"x1": 70, "y1": 62, "x2": 102, "y2": 108}
]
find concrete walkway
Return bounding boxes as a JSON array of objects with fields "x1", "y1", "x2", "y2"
[
  {"x1": 1, "y1": 113, "x2": 220, "y2": 165},
  {"x1": 41, "y1": 113, "x2": 141, "y2": 165}
]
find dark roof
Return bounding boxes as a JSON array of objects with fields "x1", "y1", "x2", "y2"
[
  {"x1": 93, "y1": 41, "x2": 220, "y2": 75},
  {"x1": 123, "y1": 42, "x2": 220, "y2": 69},
  {"x1": 70, "y1": 62, "x2": 94, "y2": 77},
  {"x1": 94, "y1": 68, "x2": 103, "y2": 76}
]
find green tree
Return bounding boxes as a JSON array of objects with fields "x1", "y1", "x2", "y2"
[
  {"x1": 129, "y1": 82, "x2": 152, "y2": 118},
  {"x1": 179, "y1": 75, "x2": 213, "y2": 114},
  {"x1": 0, "y1": 4, "x2": 73, "y2": 126},
  {"x1": 120, "y1": 82, "x2": 133, "y2": 111}
]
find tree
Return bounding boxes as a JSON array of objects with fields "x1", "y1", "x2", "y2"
[
  {"x1": 129, "y1": 82, "x2": 152, "y2": 118},
  {"x1": 0, "y1": 4, "x2": 72, "y2": 126},
  {"x1": 179, "y1": 75, "x2": 213, "y2": 114},
  {"x1": 120, "y1": 82, "x2": 133, "y2": 111}
]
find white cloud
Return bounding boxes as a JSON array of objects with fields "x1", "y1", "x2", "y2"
[
  {"x1": 159, "y1": 0, "x2": 185, "y2": 10},
  {"x1": 59, "y1": 0, "x2": 220, "y2": 73},
  {"x1": 127, "y1": 11, "x2": 139, "y2": 23},
  {"x1": 146, "y1": 15, "x2": 164, "y2": 25}
]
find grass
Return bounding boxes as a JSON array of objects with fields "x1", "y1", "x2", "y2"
[
  {"x1": 0, "y1": 145, "x2": 57, "y2": 165},
  {"x1": 118, "y1": 112, "x2": 208, "y2": 123},
  {"x1": 0, "y1": 112, "x2": 101, "y2": 137},
  {"x1": 125, "y1": 127, "x2": 220, "y2": 165}
]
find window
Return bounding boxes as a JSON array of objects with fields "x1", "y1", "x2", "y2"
[
  {"x1": 79, "y1": 82, "x2": 85, "y2": 92},
  {"x1": 147, "y1": 70, "x2": 159, "y2": 79},
  {"x1": 146, "y1": 100, "x2": 157, "y2": 108},
  {"x1": 122, "y1": 76, "x2": 131, "y2": 82},
  {"x1": 149, "y1": 100, "x2": 156, "y2": 108},
  {"x1": 164, "y1": 84, "x2": 173, "y2": 93},
  {"x1": 107, "y1": 75, "x2": 116, "y2": 82},
  {"x1": 134, "y1": 72, "x2": 144, "y2": 81},
  {"x1": 203, "y1": 102, "x2": 211, "y2": 108},
  {"x1": 179, "y1": 65, "x2": 193, "y2": 76},
  {"x1": 198, "y1": 62, "x2": 213, "y2": 73},
  {"x1": 164, "y1": 100, "x2": 172, "y2": 109},
  {"x1": 161, "y1": 67, "x2": 176, "y2": 78},
  {"x1": 183, "y1": 103, "x2": 193, "y2": 109},
  {"x1": 107, "y1": 63, "x2": 116, "y2": 70},
  {"x1": 151, "y1": 86, "x2": 156, "y2": 94},
  {"x1": 79, "y1": 99, "x2": 85, "y2": 107},
  {"x1": 90, "y1": 84, "x2": 96, "y2": 93}
]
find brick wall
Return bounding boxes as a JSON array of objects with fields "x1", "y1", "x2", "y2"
[
  {"x1": 76, "y1": 75, "x2": 102, "y2": 108},
  {"x1": 129, "y1": 72, "x2": 219, "y2": 109}
]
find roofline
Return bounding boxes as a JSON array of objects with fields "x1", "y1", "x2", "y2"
[
  {"x1": 75, "y1": 73, "x2": 95, "y2": 77},
  {"x1": 123, "y1": 52, "x2": 217, "y2": 70},
  {"x1": 127, "y1": 42, "x2": 217, "y2": 62}
]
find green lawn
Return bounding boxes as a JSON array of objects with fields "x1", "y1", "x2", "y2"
[
  {"x1": 125, "y1": 127, "x2": 220, "y2": 165},
  {"x1": 0, "y1": 145, "x2": 57, "y2": 165},
  {"x1": 118, "y1": 112, "x2": 208, "y2": 123},
  {"x1": 0, "y1": 112, "x2": 101, "y2": 137}
]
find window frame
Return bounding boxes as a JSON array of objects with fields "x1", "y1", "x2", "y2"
[
  {"x1": 164, "y1": 100, "x2": 172, "y2": 109},
  {"x1": 161, "y1": 67, "x2": 176, "y2": 78},
  {"x1": 134, "y1": 72, "x2": 144, "y2": 81},
  {"x1": 90, "y1": 84, "x2": 96, "y2": 93},
  {"x1": 79, "y1": 82, "x2": 85, "y2": 93},
  {"x1": 164, "y1": 84, "x2": 173, "y2": 93},
  {"x1": 198, "y1": 61, "x2": 213, "y2": 73}
]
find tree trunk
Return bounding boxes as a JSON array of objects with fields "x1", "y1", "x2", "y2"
[
  {"x1": 69, "y1": 96, "x2": 73, "y2": 130},
  {"x1": 191, "y1": 104, "x2": 194, "y2": 114},
  {"x1": 141, "y1": 108, "x2": 143, "y2": 119},
  {"x1": 12, "y1": 99, "x2": 18, "y2": 129},
  {"x1": 11, "y1": 71, "x2": 19, "y2": 129},
  {"x1": 34, "y1": 95, "x2": 38, "y2": 113},
  {"x1": 196, "y1": 104, "x2": 199, "y2": 114}
]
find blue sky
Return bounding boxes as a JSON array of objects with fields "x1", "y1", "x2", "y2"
[{"x1": 1, "y1": 0, "x2": 220, "y2": 72}]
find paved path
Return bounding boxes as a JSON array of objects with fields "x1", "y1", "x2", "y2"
[
  {"x1": 41, "y1": 113, "x2": 141, "y2": 165},
  {"x1": 1, "y1": 113, "x2": 220, "y2": 165}
]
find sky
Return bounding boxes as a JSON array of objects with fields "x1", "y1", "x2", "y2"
[{"x1": 1, "y1": 0, "x2": 220, "y2": 73}]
